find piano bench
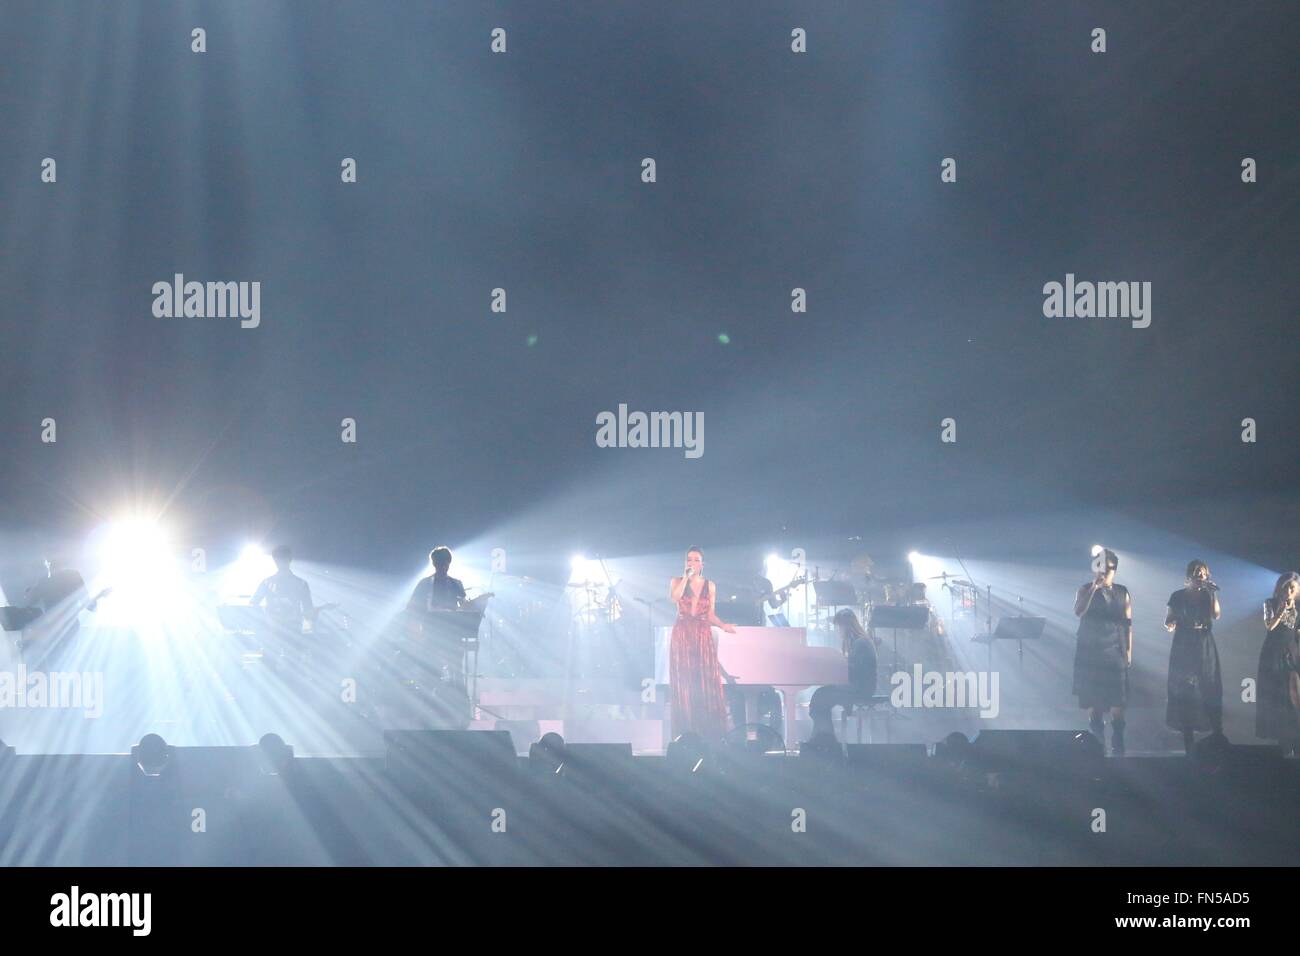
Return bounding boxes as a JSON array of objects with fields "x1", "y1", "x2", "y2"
[{"x1": 839, "y1": 696, "x2": 898, "y2": 744}]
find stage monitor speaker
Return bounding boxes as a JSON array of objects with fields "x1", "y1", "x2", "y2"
[
  {"x1": 384, "y1": 730, "x2": 518, "y2": 792},
  {"x1": 972, "y1": 729, "x2": 1100, "y2": 775},
  {"x1": 494, "y1": 720, "x2": 542, "y2": 755},
  {"x1": 1197, "y1": 740, "x2": 1285, "y2": 775},
  {"x1": 845, "y1": 743, "x2": 929, "y2": 775},
  {"x1": 560, "y1": 742, "x2": 635, "y2": 781},
  {"x1": 724, "y1": 722, "x2": 786, "y2": 754}
]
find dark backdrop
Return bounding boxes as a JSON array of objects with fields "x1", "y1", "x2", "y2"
[{"x1": 1, "y1": 0, "x2": 1296, "y2": 578}]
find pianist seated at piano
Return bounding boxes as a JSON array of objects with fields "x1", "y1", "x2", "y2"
[{"x1": 808, "y1": 608, "x2": 881, "y2": 742}]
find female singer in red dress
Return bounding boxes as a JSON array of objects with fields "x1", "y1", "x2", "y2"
[{"x1": 669, "y1": 547, "x2": 736, "y2": 741}]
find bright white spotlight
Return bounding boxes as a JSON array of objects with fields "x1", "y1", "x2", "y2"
[
  {"x1": 92, "y1": 516, "x2": 180, "y2": 624},
  {"x1": 906, "y1": 551, "x2": 946, "y2": 584},
  {"x1": 99, "y1": 517, "x2": 173, "y2": 581},
  {"x1": 569, "y1": 556, "x2": 605, "y2": 585},
  {"x1": 765, "y1": 553, "x2": 795, "y2": 585},
  {"x1": 571, "y1": 554, "x2": 586, "y2": 568},
  {"x1": 1091, "y1": 544, "x2": 1104, "y2": 556},
  {"x1": 566, "y1": 556, "x2": 620, "y2": 619},
  {"x1": 222, "y1": 544, "x2": 276, "y2": 599}
]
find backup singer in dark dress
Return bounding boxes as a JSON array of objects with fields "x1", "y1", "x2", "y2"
[
  {"x1": 668, "y1": 547, "x2": 736, "y2": 742},
  {"x1": 1073, "y1": 549, "x2": 1132, "y2": 755},
  {"x1": 1256, "y1": 572, "x2": 1300, "y2": 755},
  {"x1": 1164, "y1": 560, "x2": 1222, "y2": 754}
]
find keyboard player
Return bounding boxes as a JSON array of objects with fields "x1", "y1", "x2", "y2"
[
  {"x1": 408, "y1": 546, "x2": 468, "y2": 612},
  {"x1": 403, "y1": 546, "x2": 471, "y2": 685}
]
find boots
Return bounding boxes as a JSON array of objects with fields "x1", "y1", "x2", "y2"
[
  {"x1": 1089, "y1": 713, "x2": 1105, "y2": 741},
  {"x1": 1111, "y1": 718, "x2": 1126, "y2": 756}
]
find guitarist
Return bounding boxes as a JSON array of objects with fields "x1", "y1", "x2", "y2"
[
  {"x1": 753, "y1": 571, "x2": 807, "y2": 624},
  {"x1": 730, "y1": 564, "x2": 806, "y2": 732}
]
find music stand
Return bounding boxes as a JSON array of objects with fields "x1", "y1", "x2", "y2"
[
  {"x1": 812, "y1": 579, "x2": 858, "y2": 630},
  {"x1": 972, "y1": 616, "x2": 1045, "y2": 669},
  {"x1": 812, "y1": 580, "x2": 857, "y2": 607},
  {"x1": 868, "y1": 604, "x2": 930, "y2": 674}
]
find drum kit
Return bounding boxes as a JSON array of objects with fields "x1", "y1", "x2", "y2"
[
  {"x1": 566, "y1": 562, "x2": 626, "y2": 680},
  {"x1": 567, "y1": 578, "x2": 622, "y2": 627},
  {"x1": 818, "y1": 556, "x2": 982, "y2": 624},
  {"x1": 761, "y1": 554, "x2": 970, "y2": 628},
  {"x1": 759, "y1": 554, "x2": 984, "y2": 673}
]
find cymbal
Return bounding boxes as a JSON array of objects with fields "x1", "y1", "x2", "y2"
[{"x1": 927, "y1": 573, "x2": 974, "y2": 587}]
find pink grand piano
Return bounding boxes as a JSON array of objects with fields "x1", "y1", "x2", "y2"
[{"x1": 657, "y1": 625, "x2": 846, "y2": 749}]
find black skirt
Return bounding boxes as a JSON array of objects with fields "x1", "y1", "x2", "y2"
[
  {"x1": 1073, "y1": 620, "x2": 1129, "y2": 709},
  {"x1": 1256, "y1": 625, "x2": 1300, "y2": 741},
  {"x1": 1165, "y1": 626, "x2": 1222, "y2": 731}
]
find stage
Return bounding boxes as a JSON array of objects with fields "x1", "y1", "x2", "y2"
[{"x1": 0, "y1": 738, "x2": 1295, "y2": 867}]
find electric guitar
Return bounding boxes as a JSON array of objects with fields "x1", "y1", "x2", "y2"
[{"x1": 758, "y1": 575, "x2": 808, "y2": 610}]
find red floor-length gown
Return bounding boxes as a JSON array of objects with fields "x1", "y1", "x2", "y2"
[{"x1": 669, "y1": 578, "x2": 730, "y2": 741}]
